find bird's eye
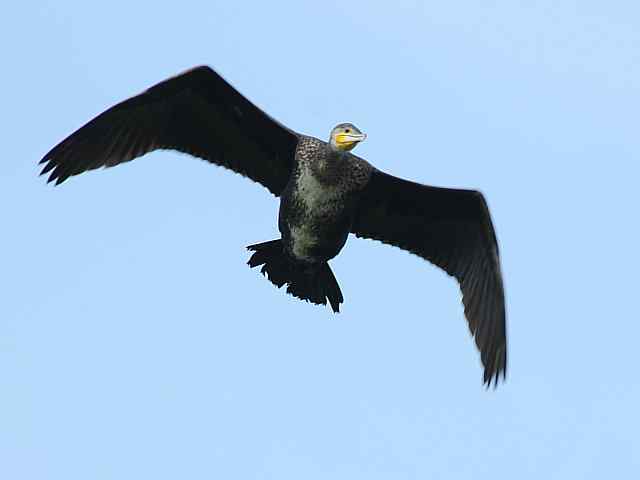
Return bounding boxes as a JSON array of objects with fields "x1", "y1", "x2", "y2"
[{"x1": 345, "y1": 129, "x2": 351, "y2": 133}]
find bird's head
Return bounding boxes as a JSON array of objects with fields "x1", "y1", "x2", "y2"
[{"x1": 329, "y1": 123, "x2": 367, "y2": 152}]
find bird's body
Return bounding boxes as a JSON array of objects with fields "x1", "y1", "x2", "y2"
[
  {"x1": 280, "y1": 136, "x2": 372, "y2": 263},
  {"x1": 40, "y1": 66, "x2": 507, "y2": 385}
]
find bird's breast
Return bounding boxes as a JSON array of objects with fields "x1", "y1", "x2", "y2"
[
  {"x1": 280, "y1": 166, "x2": 352, "y2": 263},
  {"x1": 295, "y1": 166, "x2": 343, "y2": 214}
]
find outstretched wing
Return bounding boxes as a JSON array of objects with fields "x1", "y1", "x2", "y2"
[
  {"x1": 352, "y1": 170, "x2": 506, "y2": 386},
  {"x1": 40, "y1": 66, "x2": 299, "y2": 196}
]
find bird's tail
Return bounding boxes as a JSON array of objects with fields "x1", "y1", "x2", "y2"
[{"x1": 247, "y1": 239, "x2": 344, "y2": 312}]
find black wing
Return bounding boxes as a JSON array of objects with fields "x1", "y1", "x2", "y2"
[
  {"x1": 352, "y1": 170, "x2": 506, "y2": 386},
  {"x1": 40, "y1": 66, "x2": 299, "y2": 196}
]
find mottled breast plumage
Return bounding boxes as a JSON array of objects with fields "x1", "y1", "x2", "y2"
[
  {"x1": 278, "y1": 136, "x2": 373, "y2": 262},
  {"x1": 295, "y1": 136, "x2": 372, "y2": 190}
]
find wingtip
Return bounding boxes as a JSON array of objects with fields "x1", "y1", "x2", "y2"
[
  {"x1": 42, "y1": 168, "x2": 66, "y2": 186},
  {"x1": 483, "y1": 373, "x2": 498, "y2": 389},
  {"x1": 329, "y1": 299, "x2": 342, "y2": 313},
  {"x1": 39, "y1": 160, "x2": 55, "y2": 177},
  {"x1": 482, "y1": 359, "x2": 507, "y2": 389}
]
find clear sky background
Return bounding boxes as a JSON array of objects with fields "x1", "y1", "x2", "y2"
[{"x1": 2, "y1": 1, "x2": 639, "y2": 478}]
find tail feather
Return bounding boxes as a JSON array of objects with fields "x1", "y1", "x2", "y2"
[{"x1": 247, "y1": 239, "x2": 344, "y2": 312}]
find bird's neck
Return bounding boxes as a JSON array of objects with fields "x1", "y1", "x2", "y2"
[{"x1": 311, "y1": 146, "x2": 345, "y2": 184}]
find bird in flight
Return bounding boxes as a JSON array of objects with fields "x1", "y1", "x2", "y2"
[{"x1": 40, "y1": 66, "x2": 506, "y2": 385}]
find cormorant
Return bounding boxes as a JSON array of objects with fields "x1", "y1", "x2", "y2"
[{"x1": 40, "y1": 66, "x2": 507, "y2": 385}]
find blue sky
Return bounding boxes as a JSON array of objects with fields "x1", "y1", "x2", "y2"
[{"x1": 2, "y1": 1, "x2": 640, "y2": 478}]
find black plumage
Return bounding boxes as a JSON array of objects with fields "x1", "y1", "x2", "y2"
[
  {"x1": 41, "y1": 66, "x2": 297, "y2": 193},
  {"x1": 40, "y1": 66, "x2": 507, "y2": 385},
  {"x1": 352, "y1": 172, "x2": 506, "y2": 385}
]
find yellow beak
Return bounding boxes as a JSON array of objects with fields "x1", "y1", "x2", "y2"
[
  {"x1": 337, "y1": 132, "x2": 367, "y2": 144},
  {"x1": 335, "y1": 132, "x2": 367, "y2": 151}
]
